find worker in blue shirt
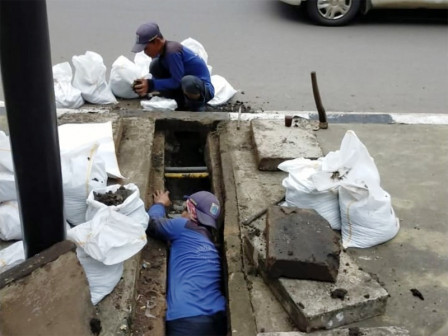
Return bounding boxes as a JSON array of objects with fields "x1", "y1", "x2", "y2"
[
  {"x1": 132, "y1": 22, "x2": 214, "y2": 112},
  {"x1": 147, "y1": 190, "x2": 227, "y2": 336}
]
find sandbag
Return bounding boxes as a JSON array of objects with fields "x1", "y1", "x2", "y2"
[
  {"x1": 58, "y1": 121, "x2": 124, "y2": 179},
  {"x1": 53, "y1": 62, "x2": 84, "y2": 108},
  {"x1": 208, "y1": 75, "x2": 237, "y2": 106},
  {"x1": 278, "y1": 158, "x2": 341, "y2": 230},
  {"x1": 0, "y1": 172, "x2": 16, "y2": 203},
  {"x1": 110, "y1": 56, "x2": 141, "y2": 99},
  {"x1": 313, "y1": 130, "x2": 380, "y2": 191},
  {"x1": 76, "y1": 247, "x2": 123, "y2": 305},
  {"x1": 0, "y1": 240, "x2": 25, "y2": 274},
  {"x1": 0, "y1": 201, "x2": 21, "y2": 241},
  {"x1": 0, "y1": 131, "x2": 14, "y2": 173},
  {"x1": 141, "y1": 96, "x2": 177, "y2": 111},
  {"x1": 339, "y1": 182, "x2": 399, "y2": 248},
  {"x1": 181, "y1": 37, "x2": 212, "y2": 74},
  {"x1": 134, "y1": 51, "x2": 152, "y2": 77},
  {"x1": 67, "y1": 207, "x2": 147, "y2": 265},
  {"x1": 72, "y1": 51, "x2": 117, "y2": 105},
  {"x1": 61, "y1": 142, "x2": 108, "y2": 225},
  {"x1": 86, "y1": 183, "x2": 149, "y2": 230}
]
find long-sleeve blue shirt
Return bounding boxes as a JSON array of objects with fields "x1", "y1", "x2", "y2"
[
  {"x1": 152, "y1": 41, "x2": 214, "y2": 98},
  {"x1": 147, "y1": 203, "x2": 226, "y2": 321}
]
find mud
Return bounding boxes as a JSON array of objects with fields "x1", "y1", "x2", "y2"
[
  {"x1": 348, "y1": 327, "x2": 364, "y2": 336},
  {"x1": 93, "y1": 186, "x2": 132, "y2": 206},
  {"x1": 331, "y1": 288, "x2": 348, "y2": 300},
  {"x1": 410, "y1": 288, "x2": 424, "y2": 300}
]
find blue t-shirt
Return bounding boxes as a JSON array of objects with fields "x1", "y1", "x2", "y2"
[
  {"x1": 147, "y1": 203, "x2": 226, "y2": 321},
  {"x1": 152, "y1": 41, "x2": 215, "y2": 98}
]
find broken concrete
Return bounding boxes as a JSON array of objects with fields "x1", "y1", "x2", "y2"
[
  {"x1": 257, "y1": 326, "x2": 410, "y2": 335},
  {"x1": 0, "y1": 241, "x2": 97, "y2": 336},
  {"x1": 251, "y1": 119, "x2": 322, "y2": 171},
  {"x1": 265, "y1": 206, "x2": 340, "y2": 282}
]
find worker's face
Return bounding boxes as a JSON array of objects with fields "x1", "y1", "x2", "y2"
[{"x1": 144, "y1": 39, "x2": 160, "y2": 58}]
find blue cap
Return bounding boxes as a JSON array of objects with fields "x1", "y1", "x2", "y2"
[
  {"x1": 187, "y1": 191, "x2": 220, "y2": 229},
  {"x1": 132, "y1": 22, "x2": 161, "y2": 53}
]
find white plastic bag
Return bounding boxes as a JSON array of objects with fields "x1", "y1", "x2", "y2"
[
  {"x1": 58, "y1": 121, "x2": 124, "y2": 179},
  {"x1": 110, "y1": 56, "x2": 141, "y2": 99},
  {"x1": 67, "y1": 207, "x2": 146, "y2": 265},
  {"x1": 76, "y1": 247, "x2": 123, "y2": 305},
  {"x1": 53, "y1": 62, "x2": 84, "y2": 109},
  {"x1": 141, "y1": 96, "x2": 177, "y2": 111},
  {"x1": 314, "y1": 130, "x2": 380, "y2": 191},
  {"x1": 339, "y1": 182, "x2": 400, "y2": 248},
  {"x1": 0, "y1": 172, "x2": 17, "y2": 202},
  {"x1": 134, "y1": 51, "x2": 152, "y2": 77},
  {"x1": 278, "y1": 158, "x2": 341, "y2": 230},
  {"x1": 72, "y1": 51, "x2": 117, "y2": 105},
  {"x1": 61, "y1": 142, "x2": 108, "y2": 225},
  {"x1": 86, "y1": 183, "x2": 148, "y2": 230},
  {"x1": 0, "y1": 201, "x2": 21, "y2": 241},
  {"x1": 208, "y1": 75, "x2": 237, "y2": 106},
  {"x1": 0, "y1": 131, "x2": 14, "y2": 173},
  {"x1": 181, "y1": 37, "x2": 212, "y2": 74},
  {"x1": 0, "y1": 240, "x2": 25, "y2": 274}
]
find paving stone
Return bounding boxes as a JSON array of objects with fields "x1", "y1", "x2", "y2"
[
  {"x1": 257, "y1": 326, "x2": 410, "y2": 335},
  {"x1": 245, "y1": 234, "x2": 389, "y2": 332},
  {"x1": 265, "y1": 206, "x2": 340, "y2": 282},
  {"x1": 251, "y1": 119, "x2": 322, "y2": 171}
]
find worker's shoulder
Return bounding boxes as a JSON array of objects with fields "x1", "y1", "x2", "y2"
[{"x1": 165, "y1": 40, "x2": 183, "y2": 54}]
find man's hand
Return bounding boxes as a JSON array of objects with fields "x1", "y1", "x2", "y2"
[
  {"x1": 133, "y1": 78, "x2": 149, "y2": 97},
  {"x1": 153, "y1": 190, "x2": 171, "y2": 207}
]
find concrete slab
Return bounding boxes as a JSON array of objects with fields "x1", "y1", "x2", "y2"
[
  {"x1": 257, "y1": 326, "x2": 410, "y2": 335},
  {"x1": 251, "y1": 119, "x2": 322, "y2": 171},
  {"x1": 0, "y1": 241, "x2": 97, "y2": 336},
  {"x1": 265, "y1": 206, "x2": 340, "y2": 282}
]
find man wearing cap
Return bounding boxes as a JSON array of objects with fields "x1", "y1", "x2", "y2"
[
  {"x1": 147, "y1": 190, "x2": 227, "y2": 336},
  {"x1": 131, "y1": 22, "x2": 214, "y2": 112}
]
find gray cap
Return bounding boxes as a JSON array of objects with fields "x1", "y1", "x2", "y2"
[{"x1": 131, "y1": 22, "x2": 161, "y2": 53}]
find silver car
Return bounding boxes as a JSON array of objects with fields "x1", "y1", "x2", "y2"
[{"x1": 280, "y1": 0, "x2": 448, "y2": 26}]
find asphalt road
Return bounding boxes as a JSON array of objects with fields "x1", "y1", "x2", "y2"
[{"x1": 1, "y1": 0, "x2": 447, "y2": 113}]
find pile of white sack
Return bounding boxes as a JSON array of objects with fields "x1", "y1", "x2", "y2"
[
  {"x1": 0, "y1": 122, "x2": 148, "y2": 305},
  {"x1": 53, "y1": 37, "x2": 237, "y2": 111},
  {"x1": 279, "y1": 130, "x2": 400, "y2": 249}
]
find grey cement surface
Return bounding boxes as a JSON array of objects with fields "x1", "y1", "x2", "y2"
[
  {"x1": 222, "y1": 120, "x2": 447, "y2": 335},
  {"x1": 258, "y1": 326, "x2": 410, "y2": 335}
]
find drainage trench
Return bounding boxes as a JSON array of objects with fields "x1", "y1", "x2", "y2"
[{"x1": 131, "y1": 120, "x2": 228, "y2": 335}]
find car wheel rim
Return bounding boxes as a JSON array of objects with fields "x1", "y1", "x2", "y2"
[{"x1": 316, "y1": 0, "x2": 352, "y2": 20}]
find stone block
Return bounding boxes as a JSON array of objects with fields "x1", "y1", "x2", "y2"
[
  {"x1": 0, "y1": 241, "x2": 97, "y2": 336},
  {"x1": 257, "y1": 326, "x2": 410, "y2": 335},
  {"x1": 245, "y1": 234, "x2": 389, "y2": 332},
  {"x1": 265, "y1": 206, "x2": 340, "y2": 282},
  {"x1": 251, "y1": 119, "x2": 322, "y2": 171}
]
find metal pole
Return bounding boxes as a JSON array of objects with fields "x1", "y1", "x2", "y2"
[
  {"x1": 0, "y1": 0, "x2": 65, "y2": 258},
  {"x1": 311, "y1": 72, "x2": 328, "y2": 129}
]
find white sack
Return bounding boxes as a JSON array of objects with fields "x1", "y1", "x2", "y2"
[
  {"x1": 58, "y1": 121, "x2": 124, "y2": 179},
  {"x1": 67, "y1": 207, "x2": 146, "y2": 265},
  {"x1": 0, "y1": 131, "x2": 14, "y2": 173},
  {"x1": 72, "y1": 51, "x2": 117, "y2": 105},
  {"x1": 141, "y1": 97, "x2": 177, "y2": 111},
  {"x1": 61, "y1": 142, "x2": 108, "y2": 225},
  {"x1": 76, "y1": 247, "x2": 123, "y2": 305},
  {"x1": 110, "y1": 56, "x2": 141, "y2": 99},
  {"x1": 0, "y1": 240, "x2": 25, "y2": 274},
  {"x1": 339, "y1": 182, "x2": 400, "y2": 249},
  {"x1": 181, "y1": 37, "x2": 212, "y2": 74},
  {"x1": 86, "y1": 183, "x2": 148, "y2": 230},
  {"x1": 0, "y1": 172, "x2": 17, "y2": 203},
  {"x1": 134, "y1": 51, "x2": 152, "y2": 77},
  {"x1": 0, "y1": 201, "x2": 21, "y2": 241},
  {"x1": 278, "y1": 158, "x2": 341, "y2": 230},
  {"x1": 53, "y1": 62, "x2": 84, "y2": 109},
  {"x1": 313, "y1": 130, "x2": 380, "y2": 191},
  {"x1": 208, "y1": 75, "x2": 237, "y2": 106}
]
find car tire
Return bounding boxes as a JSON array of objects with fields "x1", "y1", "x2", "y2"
[{"x1": 306, "y1": 0, "x2": 361, "y2": 26}]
